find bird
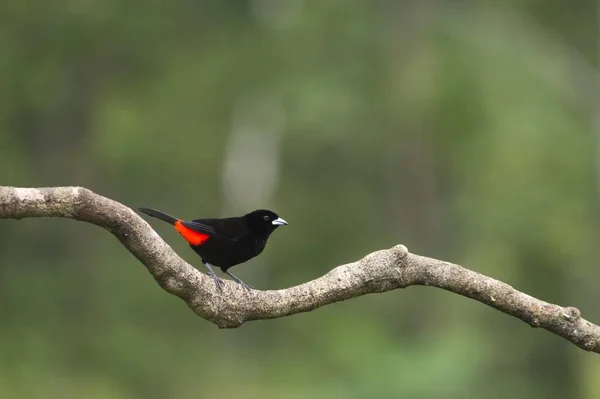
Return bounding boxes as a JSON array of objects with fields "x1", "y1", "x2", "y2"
[{"x1": 138, "y1": 207, "x2": 287, "y2": 291}]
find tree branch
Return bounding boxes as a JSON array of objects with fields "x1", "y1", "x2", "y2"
[{"x1": 1, "y1": 186, "x2": 598, "y2": 353}]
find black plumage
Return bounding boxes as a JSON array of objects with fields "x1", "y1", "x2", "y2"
[{"x1": 138, "y1": 207, "x2": 287, "y2": 290}]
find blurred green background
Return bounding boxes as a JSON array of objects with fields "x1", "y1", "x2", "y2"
[{"x1": 1, "y1": 1, "x2": 600, "y2": 398}]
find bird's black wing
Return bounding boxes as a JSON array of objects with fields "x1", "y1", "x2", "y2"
[
  {"x1": 180, "y1": 220, "x2": 217, "y2": 236},
  {"x1": 181, "y1": 217, "x2": 248, "y2": 242}
]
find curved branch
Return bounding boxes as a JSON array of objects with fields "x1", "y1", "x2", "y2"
[{"x1": 1, "y1": 186, "x2": 598, "y2": 353}]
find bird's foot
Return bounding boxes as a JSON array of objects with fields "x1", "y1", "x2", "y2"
[
  {"x1": 208, "y1": 273, "x2": 224, "y2": 290},
  {"x1": 224, "y1": 271, "x2": 253, "y2": 291},
  {"x1": 237, "y1": 281, "x2": 253, "y2": 291}
]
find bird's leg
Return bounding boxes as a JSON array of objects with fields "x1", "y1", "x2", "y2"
[
  {"x1": 223, "y1": 270, "x2": 253, "y2": 291},
  {"x1": 202, "y1": 261, "x2": 224, "y2": 290}
]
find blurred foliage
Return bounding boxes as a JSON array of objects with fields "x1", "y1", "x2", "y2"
[{"x1": 1, "y1": 1, "x2": 599, "y2": 398}]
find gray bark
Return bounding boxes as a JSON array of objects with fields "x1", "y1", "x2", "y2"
[{"x1": 1, "y1": 186, "x2": 598, "y2": 353}]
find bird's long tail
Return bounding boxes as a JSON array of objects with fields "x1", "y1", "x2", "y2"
[{"x1": 138, "y1": 207, "x2": 179, "y2": 225}]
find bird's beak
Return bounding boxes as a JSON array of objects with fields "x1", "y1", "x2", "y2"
[{"x1": 272, "y1": 217, "x2": 288, "y2": 226}]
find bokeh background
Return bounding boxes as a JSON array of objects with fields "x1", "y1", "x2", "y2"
[{"x1": 1, "y1": 1, "x2": 600, "y2": 398}]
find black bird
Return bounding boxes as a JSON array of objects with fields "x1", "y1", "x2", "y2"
[{"x1": 138, "y1": 207, "x2": 287, "y2": 290}]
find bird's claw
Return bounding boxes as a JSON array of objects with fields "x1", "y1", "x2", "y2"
[
  {"x1": 239, "y1": 282, "x2": 253, "y2": 291},
  {"x1": 209, "y1": 274, "x2": 224, "y2": 291}
]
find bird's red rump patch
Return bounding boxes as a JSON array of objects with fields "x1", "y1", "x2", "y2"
[{"x1": 174, "y1": 220, "x2": 210, "y2": 246}]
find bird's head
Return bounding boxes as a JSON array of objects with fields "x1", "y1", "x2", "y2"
[{"x1": 244, "y1": 209, "x2": 288, "y2": 235}]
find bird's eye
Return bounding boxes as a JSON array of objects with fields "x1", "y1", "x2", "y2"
[{"x1": 263, "y1": 215, "x2": 269, "y2": 221}]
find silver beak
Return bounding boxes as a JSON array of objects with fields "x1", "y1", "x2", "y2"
[{"x1": 272, "y1": 217, "x2": 288, "y2": 226}]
